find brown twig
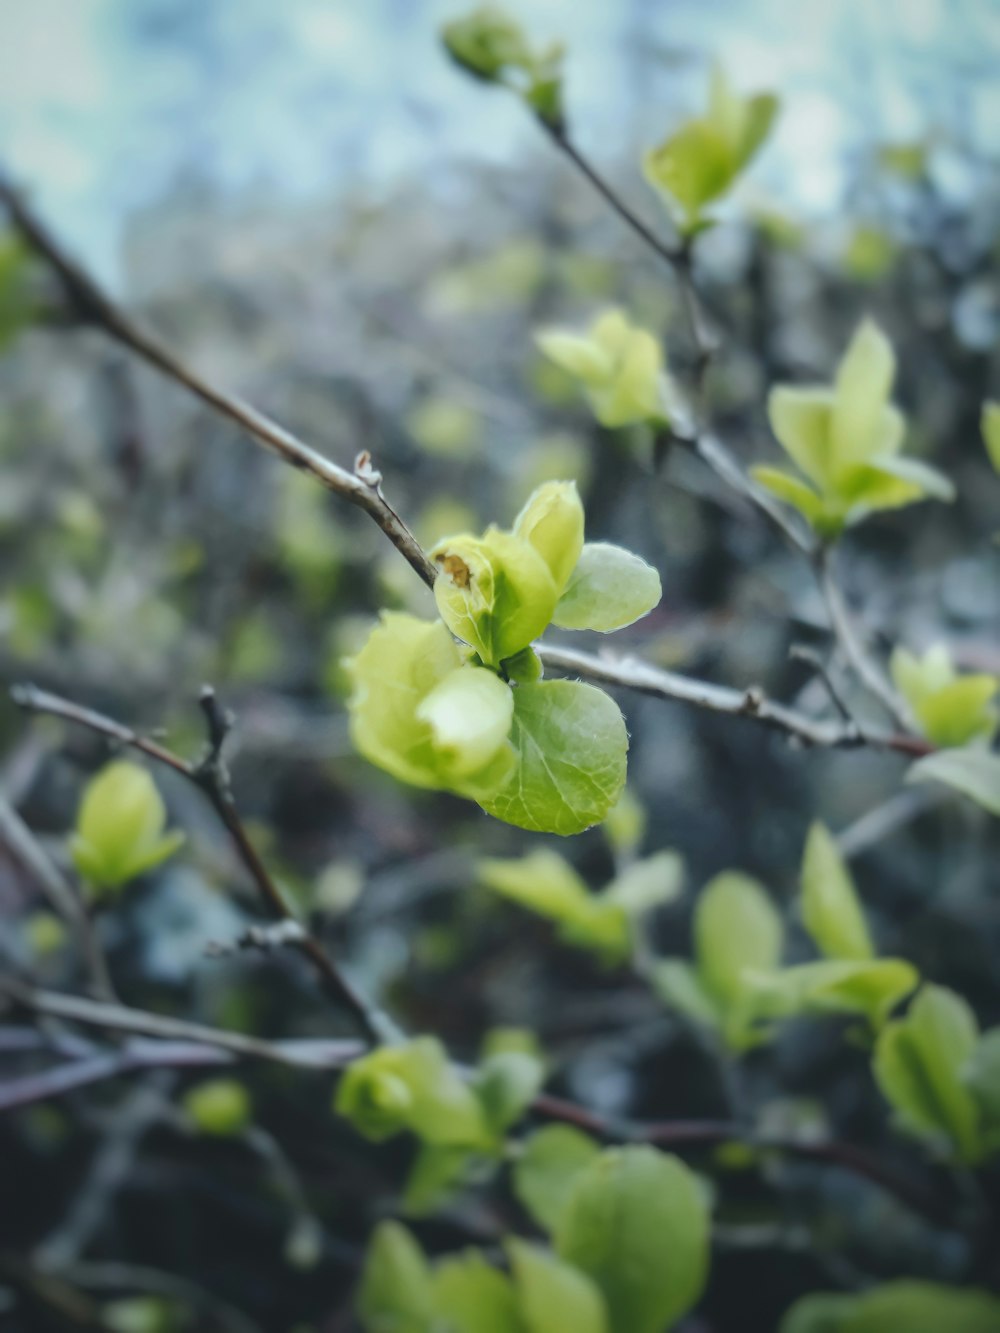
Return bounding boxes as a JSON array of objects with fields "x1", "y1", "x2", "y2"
[
  {"x1": 0, "y1": 174, "x2": 437, "y2": 591},
  {"x1": 0, "y1": 978, "x2": 948, "y2": 1228},
  {"x1": 534, "y1": 642, "x2": 933, "y2": 757},
  {"x1": 10, "y1": 683, "x2": 396, "y2": 1045}
]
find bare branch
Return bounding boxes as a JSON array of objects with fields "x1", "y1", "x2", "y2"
[
  {"x1": 10, "y1": 683, "x2": 396, "y2": 1045},
  {"x1": 816, "y1": 545, "x2": 914, "y2": 731},
  {"x1": 534, "y1": 641, "x2": 932, "y2": 757},
  {"x1": 0, "y1": 174, "x2": 437, "y2": 590}
]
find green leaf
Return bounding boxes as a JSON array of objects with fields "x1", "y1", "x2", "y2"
[
  {"x1": 433, "y1": 1251, "x2": 525, "y2": 1333},
  {"x1": 873, "y1": 985, "x2": 983, "y2": 1162},
  {"x1": 695, "y1": 872, "x2": 784, "y2": 1007},
  {"x1": 799, "y1": 823, "x2": 873, "y2": 961},
  {"x1": 475, "y1": 1051, "x2": 546, "y2": 1135},
  {"x1": 982, "y1": 401, "x2": 1000, "y2": 473},
  {"x1": 963, "y1": 1028, "x2": 1000, "y2": 1127},
  {"x1": 432, "y1": 529, "x2": 559, "y2": 667},
  {"x1": 335, "y1": 1038, "x2": 490, "y2": 1147},
  {"x1": 552, "y1": 543, "x2": 662, "y2": 632},
  {"x1": 906, "y1": 749, "x2": 1000, "y2": 816},
  {"x1": 70, "y1": 760, "x2": 185, "y2": 893},
  {"x1": 348, "y1": 614, "x2": 514, "y2": 799},
  {"x1": 556, "y1": 1146, "x2": 709, "y2": 1333},
  {"x1": 890, "y1": 645, "x2": 996, "y2": 748},
  {"x1": 535, "y1": 310, "x2": 670, "y2": 429},
  {"x1": 750, "y1": 465, "x2": 828, "y2": 529},
  {"x1": 831, "y1": 318, "x2": 896, "y2": 468},
  {"x1": 781, "y1": 1281, "x2": 1000, "y2": 1333},
  {"x1": 357, "y1": 1222, "x2": 435, "y2": 1333},
  {"x1": 479, "y1": 849, "x2": 629, "y2": 962},
  {"x1": 441, "y1": 9, "x2": 533, "y2": 82},
  {"x1": 182, "y1": 1079, "x2": 251, "y2": 1137},
  {"x1": 478, "y1": 680, "x2": 628, "y2": 837},
  {"x1": 507, "y1": 1240, "x2": 607, "y2": 1333},
  {"x1": 403, "y1": 1144, "x2": 479, "y2": 1218},
  {"x1": 744, "y1": 958, "x2": 917, "y2": 1030},
  {"x1": 603, "y1": 850, "x2": 684, "y2": 917},
  {"x1": 513, "y1": 1125, "x2": 602, "y2": 1234},
  {"x1": 513, "y1": 481, "x2": 585, "y2": 592},
  {"x1": 649, "y1": 959, "x2": 724, "y2": 1033}
]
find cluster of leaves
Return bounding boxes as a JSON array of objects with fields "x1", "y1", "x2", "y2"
[
  {"x1": 441, "y1": 6, "x2": 565, "y2": 127},
  {"x1": 356, "y1": 1142, "x2": 708, "y2": 1333},
  {"x1": 346, "y1": 481, "x2": 662, "y2": 834}
]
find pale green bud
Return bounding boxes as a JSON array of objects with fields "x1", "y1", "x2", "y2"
[
  {"x1": 513, "y1": 480, "x2": 584, "y2": 591},
  {"x1": 431, "y1": 527, "x2": 558, "y2": 666},
  {"x1": 890, "y1": 645, "x2": 997, "y2": 748},
  {"x1": 416, "y1": 665, "x2": 514, "y2": 778},
  {"x1": 183, "y1": 1079, "x2": 252, "y2": 1137},
  {"x1": 70, "y1": 760, "x2": 185, "y2": 894}
]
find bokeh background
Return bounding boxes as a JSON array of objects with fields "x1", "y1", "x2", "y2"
[{"x1": 1, "y1": 1, "x2": 1000, "y2": 1329}]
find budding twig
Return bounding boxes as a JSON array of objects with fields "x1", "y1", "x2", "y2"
[{"x1": 10, "y1": 683, "x2": 396, "y2": 1045}]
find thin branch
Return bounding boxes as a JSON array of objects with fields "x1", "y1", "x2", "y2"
[
  {"x1": 534, "y1": 642, "x2": 933, "y2": 757},
  {"x1": 541, "y1": 124, "x2": 716, "y2": 374},
  {"x1": 11, "y1": 682, "x2": 396, "y2": 1045},
  {"x1": 3, "y1": 978, "x2": 948, "y2": 1227},
  {"x1": 687, "y1": 430, "x2": 815, "y2": 556},
  {"x1": 0, "y1": 976, "x2": 364, "y2": 1070},
  {"x1": 0, "y1": 174, "x2": 437, "y2": 590},
  {"x1": 816, "y1": 545, "x2": 914, "y2": 731},
  {"x1": 0, "y1": 794, "x2": 116, "y2": 1002}
]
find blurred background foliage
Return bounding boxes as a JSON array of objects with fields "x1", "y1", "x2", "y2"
[{"x1": 1, "y1": 1, "x2": 1000, "y2": 1330}]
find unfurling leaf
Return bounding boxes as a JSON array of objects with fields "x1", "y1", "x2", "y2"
[
  {"x1": 335, "y1": 1038, "x2": 490, "y2": 1148},
  {"x1": 644, "y1": 66, "x2": 778, "y2": 229},
  {"x1": 890, "y1": 644, "x2": 997, "y2": 748},
  {"x1": 695, "y1": 872, "x2": 784, "y2": 1007},
  {"x1": 513, "y1": 480, "x2": 585, "y2": 591},
  {"x1": 347, "y1": 613, "x2": 514, "y2": 799},
  {"x1": 441, "y1": 8, "x2": 565, "y2": 128},
  {"x1": 431, "y1": 529, "x2": 559, "y2": 667},
  {"x1": 552, "y1": 543, "x2": 662, "y2": 632},
  {"x1": 535, "y1": 309, "x2": 672, "y2": 429},
  {"x1": 70, "y1": 760, "x2": 185, "y2": 893},
  {"x1": 799, "y1": 822, "x2": 874, "y2": 961},
  {"x1": 752, "y1": 319, "x2": 953, "y2": 536},
  {"x1": 744, "y1": 957, "x2": 917, "y2": 1030},
  {"x1": 556, "y1": 1146, "x2": 710, "y2": 1333},
  {"x1": 873, "y1": 985, "x2": 984, "y2": 1163}
]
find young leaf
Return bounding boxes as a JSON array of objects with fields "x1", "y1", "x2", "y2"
[
  {"x1": 535, "y1": 309, "x2": 671, "y2": 429},
  {"x1": 348, "y1": 613, "x2": 513, "y2": 798},
  {"x1": 963, "y1": 1028, "x2": 1000, "y2": 1126},
  {"x1": 513, "y1": 480, "x2": 585, "y2": 592},
  {"x1": 650, "y1": 959, "x2": 724, "y2": 1033},
  {"x1": 507, "y1": 1240, "x2": 607, "y2": 1333},
  {"x1": 552, "y1": 543, "x2": 662, "y2": 632},
  {"x1": 479, "y1": 849, "x2": 629, "y2": 962},
  {"x1": 755, "y1": 320, "x2": 952, "y2": 535},
  {"x1": 743, "y1": 958, "x2": 917, "y2": 1030},
  {"x1": 403, "y1": 1144, "x2": 479, "y2": 1218},
  {"x1": 431, "y1": 528, "x2": 559, "y2": 667},
  {"x1": 890, "y1": 645, "x2": 997, "y2": 748},
  {"x1": 475, "y1": 1050, "x2": 546, "y2": 1135},
  {"x1": 780, "y1": 1280, "x2": 1000, "y2": 1333},
  {"x1": 432, "y1": 1251, "x2": 524, "y2": 1333},
  {"x1": 982, "y1": 400, "x2": 1000, "y2": 473},
  {"x1": 555, "y1": 1146, "x2": 709, "y2": 1333},
  {"x1": 799, "y1": 823, "x2": 874, "y2": 962},
  {"x1": 602, "y1": 850, "x2": 684, "y2": 917},
  {"x1": 513, "y1": 1124, "x2": 602, "y2": 1234},
  {"x1": 873, "y1": 985, "x2": 983, "y2": 1162},
  {"x1": 70, "y1": 760, "x2": 185, "y2": 893},
  {"x1": 335, "y1": 1038, "x2": 490, "y2": 1148},
  {"x1": 357, "y1": 1222, "x2": 435, "y2": 1333},
  {"x1": 906, "y1": 749, "x2": 1000, "y2": 817},
  {"x1": 478, "y1": 680, "x2": 628, "y2": 836},
  {"x1": 695, "y1": 872, "x2": 784, "y2": 1006}
]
